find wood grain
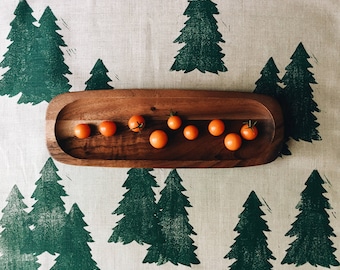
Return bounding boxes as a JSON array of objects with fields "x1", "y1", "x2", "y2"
[{"x1": 46, "y1": 89, "x2": 284, "y2": 168}]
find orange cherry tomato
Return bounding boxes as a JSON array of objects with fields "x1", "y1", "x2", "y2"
[
  {"x1": 240, "y1": 120, "x2": 258, "y2": 140},
  {"x1": 74, "y1": 123, "x2": 91, "y2": 139},
  {"x1": 149, "y1": 130, "x2": 168, "y2": 149},
  {"x1": 208, "y1": 119, "x2": 225, "y2": 136},
  {"x1": 224, "y1": 133, "x2": 242, "y2": 151},
  {"x1": 167, "y1": 115, "x2": 182, "y2": 130},
  {"x1": 99, "y1": 121, "x2": 117, "y2": 137},
  {"x1": 128, "y1": 115, "x2": 145, "y2": 132},
  {"x1": 183, "y1": 125, "x2": 199, "y2": 140}
]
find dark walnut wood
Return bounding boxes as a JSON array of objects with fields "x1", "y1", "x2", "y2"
[{"x1": 46, "y1": 89, "x2": 284, "y2": 168}]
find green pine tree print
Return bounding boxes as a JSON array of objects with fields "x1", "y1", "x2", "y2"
[
  {"x1": 0, "y1": 0, "x2": 38, "y2": 98},
  {"x1": 253, "y1": 57, "x2": 282, "y2": 98},
  {"x1": 143, "y1": 169, "x2": 200, "y2": 266},
  {"x1": 0, "y1": 185, "x2": 40, "y2": 270},
  {"x1": 281, "y1": 42, "x2": 321, "y2": 142},
  {"x1": 171, "y1": 0, "x2": 227, "y2": 74},
  {"x1": 108, "y1": 168, "x2": 160, "y2": 245},
  {"x1": 0, "y1": 3, "x2": 71, "y2": 104},
  {"x1": 51, "y1": 203, "x2": 99, "y2": 270},
  {"x1": 85, "y1": 59, "x2": 114, "y2": 90},
  {"x1": 29, "y1": 158, "x2": 68, "y2": 255},
  {"x1": 18, "y1": 6, "x2": 71, "y2": 104},
  {"x1": 225, "y1": 191, "x2": 276, "y2": 270},
  {"x1": 281, "y1": 170, "x2": 339, "y2": 267},
  {"x1": 253, "y1": 57, "x2": 292, "y2": 156}
]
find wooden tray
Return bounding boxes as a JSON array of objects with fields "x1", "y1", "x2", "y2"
[{"x1": 46, "y1": 89, "x2": 284, "y2": 168}]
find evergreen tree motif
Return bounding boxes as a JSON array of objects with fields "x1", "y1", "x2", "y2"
[
  {"x1": 108, "y1": 168, "x2": 159, "y2": 245},
  {"x1": 281, "y1": 42, "x2": 321, "y2": 142},
  {"x1": 281, "y1": 170, "x2": 339, "y2": 267},
  {"x1": 0, "y1": 185, "x2": 40, "y2": 270},
  {"x1": 29, "y1": 157, "x2": 68, "y2": 255},
  {"x1": 253, "y1": 57, "x2": 291, "y2": 155},
  {"x1": 0, "y1": 0, "x2": 38, "y2": 97},
  {"x1": 51, "y1": 203, "x2": 99, "y2": 270},
  {"x1": 170, "y1": 0, "x2": 227, "y2": 74},
  {"x1": 143, "y1": 169, "x2": 200, "y2": 266},
  {"x1": 85, "y1": 59, "x2": 114, "y2": 90},
  {"x1": 253, "y1": 57, "x2": 282, "y2": 98},
  {"x1": 225, "y1": 191, "x2": 275, "y2": 270},
  {"x1": 18, "y1": 6, "x2": 71, "y2": 104}
]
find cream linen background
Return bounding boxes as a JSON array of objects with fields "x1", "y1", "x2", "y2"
[{"x1": 0, "y1": 0, "x2": 339, "y2": 269}]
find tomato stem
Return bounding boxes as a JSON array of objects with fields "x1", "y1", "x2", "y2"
[
  {"x1": 130, "y1": 121, "x2": 144, "y2": 132},
  {"x1": 243, "y1": 120, "x2": 257, "y2": 129},
  {"x1": 169, "y1": 110, "x2": 178, "y2": 117}
]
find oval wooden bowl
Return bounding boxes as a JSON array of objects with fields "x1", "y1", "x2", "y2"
[{"x1": 46, "y1": 89, "x2": 284, "y2": 168}]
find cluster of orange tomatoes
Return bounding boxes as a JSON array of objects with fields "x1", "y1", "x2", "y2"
[
  {"x1": 74, "y1": 112, "x2": 259, "y2": 151},
  {"x1": 74, "y1": 121, "x2": 117, "y2": 139},
  {"x1": 222, "y1": 120, "x2": 259, "y2": 151}
]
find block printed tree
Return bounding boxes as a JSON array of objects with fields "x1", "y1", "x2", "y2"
[
  {"x1": 29, "y1": 157, "x2": 68, "y2": 255},
  {"x1": 0, "y1": 0, "x2": 38, "y2": 97},
  {"x1": 225, "y1": 191, "x2": 276, "y2": 270},
  {"x1": 19, "y1": 6, "x2": 71, "y2": 104},
  {"x1": 85, "y1": 59, "x2": 114, "y2": 90},
  {"x1": 143, "y1": 169, "x2": 200, "y2": 266},
  {"x1": 253, "y1": 57, "x2": 282, "y2": 98},
  {"x1": 51, "y1": 203, "x2": 99, "y2": 270},
  {"x1": 108, "y1": 168, "x2": 160, "y2": 245},
  {"x1": 0, "y1": 185, "x2": 40, "y2": 270},
  {"x1": 0, "y1": 3, "x2": 71, "y2": 104},
  {"x1": 281, "y1": 170, "x2": 339, "y2": 267},
  {"x1": 171, "y1": 0, "x2": 227, "y2": 74},
  {"x1": 253, "y1": 57, "x2": 292, "y2": 155},
  {"x1": 281, "y1": 42, "x2": 321, "y2": 142}
]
